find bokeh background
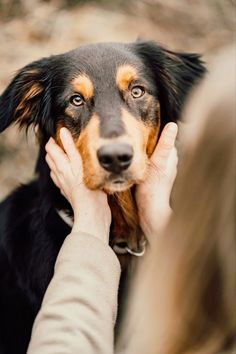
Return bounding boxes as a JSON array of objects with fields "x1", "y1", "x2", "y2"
[{"x1": 0, "y1": 0, "x2": 235, "y2": 200}]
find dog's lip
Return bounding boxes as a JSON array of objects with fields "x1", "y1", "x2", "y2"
[
  {"x1": 112, "y1": 178, "x2": 126, "y2": 184},
  {"x1": 107, "y1": 173, "x2": 127, "y2": 183},
  {"x1": 102, "y1": 175, "x2": 134, "y2": 193}
]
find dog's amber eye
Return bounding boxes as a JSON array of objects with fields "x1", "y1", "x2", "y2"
[
  {"x1": 131, "y1": 86, "x2": 145, "y2": 98},
  {"x1": 70, "y1": 94, "x2": 84, "y2": 106}
]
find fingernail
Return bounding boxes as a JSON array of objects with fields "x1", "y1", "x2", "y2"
[
  {"x1": 60, "y1": 127, "x2": 69, "y2": 141},
  {"x1": 45, "y1": 139, "x2": 50, "y2": 150},
  {"x1": 167, "y1": 123, "x2": 178, "y2": 134}
]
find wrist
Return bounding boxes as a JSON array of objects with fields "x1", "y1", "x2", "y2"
[
  {"x1": 72, "y1": 216, "x2": 110, "y2": 244},
  {"x1": 144, "y1": 206, "x2": 172, "y2": 244}
]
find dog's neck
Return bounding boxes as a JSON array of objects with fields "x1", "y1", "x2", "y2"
[{"x1": 108, "y1": 188, "x2": 143, "y2": 248}]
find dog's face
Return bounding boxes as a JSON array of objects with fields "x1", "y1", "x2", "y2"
[
  {"x1": 0, "y1": 41, "x2": 205, "y2": 193},
  {"x1": 55, "y1": 44, "x2": 161, "y2": 192}
]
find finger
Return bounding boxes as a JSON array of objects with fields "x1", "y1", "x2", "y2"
[
  {"x1": 50, "y1": 171, "x2": 60, "y2": 189},
  {"x1": 151, "y1": 123, "x2": 178, "y2": 170},
  {"x1": 60, "y1": 188, "x2": 67, "y2": 199},
  {"x1": 45, "y1": 137, "x2": 69, "y2": 171},
  {"x1": 166, "y1": 147, "x2": 178, "y2": 178},
  {"x1": 60, "y1": 128, "x2": 83, "y2": 168},
  {"x1": 45, "y1": 137, "x2": 56, "y2": 151},
  {"x1": 45, "y1": 153, "x2": 57, "y2": 173},
  {"x1": 50, "y1": 171, "x2": 69, "y2": 201},
  {"x1": 166, "y1": 146, "x2": 178, "y2": 167}
]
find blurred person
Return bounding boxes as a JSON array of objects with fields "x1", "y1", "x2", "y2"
[
  {"x1": 118, "y1": 46, "x2": 236, "y2": 354},
  {"x1": 27, "y1": 46, "x2": 235, "y2": 354}
]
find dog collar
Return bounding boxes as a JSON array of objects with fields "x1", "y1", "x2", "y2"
[
  {"x1": 57, "y1": 209, "x2": 146, "y2": 257},
  {"x1": 112, "y1": 238, "x2": 147, "y2": 257}
]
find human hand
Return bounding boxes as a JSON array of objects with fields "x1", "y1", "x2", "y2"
[
  {"x1": 136, "y1": 123, "x2": 178, "y2": 244},
  {"x1": 45, "y1": 128, "x2": 111, "y2": 244}
]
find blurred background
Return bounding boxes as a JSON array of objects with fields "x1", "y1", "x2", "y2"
[{"x1": 0, "y1": 0, "x2": 235, "y2": 200}]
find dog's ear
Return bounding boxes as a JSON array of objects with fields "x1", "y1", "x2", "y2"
[
  {"x1": 0, "y1": 57, "x2": 53, "y2": 133},
  {"x1": 133, "y1": 41, "x2": 206, "y2": 124}
]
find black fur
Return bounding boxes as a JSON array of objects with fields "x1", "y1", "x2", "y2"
[{"x1": 0, "y1": 41, "x2": 205, "y2": 354}]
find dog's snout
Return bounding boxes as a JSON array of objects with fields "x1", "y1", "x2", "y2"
[{"x1": 97, "y1": 144, "x2": 133, "y2": 174}]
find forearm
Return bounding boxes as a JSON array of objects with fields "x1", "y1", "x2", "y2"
[{"x1": 27, "y1": 232, "x2": 121, "y2": 354}]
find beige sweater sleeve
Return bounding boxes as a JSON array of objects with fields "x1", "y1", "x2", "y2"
[{"x1": 27, "y1": 232, "x2": 121, "y2": 354}]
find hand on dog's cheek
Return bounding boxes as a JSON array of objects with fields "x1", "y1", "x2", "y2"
[
  {"x1": 45, "y1": 128, "x2": 111, "y2": 244},
  {"x1": 135, "y1": 123, "x2": 178, "y2": 244}
]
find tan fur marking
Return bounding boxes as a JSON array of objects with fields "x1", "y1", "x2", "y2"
[
  {"x1": 146, "y1": 125, "x2": 159, "y2": 157},
  {"x1": 72, "y1": 75, "x2": 94, "y2": 100},
  {"x1": 56, "y1": 115, "x2": 103, "y2": 189},
  {"x1": 114, "y1": 190, "x2": 138, "y2": 230},
  {"x1": 75, "y1": 114, "x2": 102, "y2": 189},
  {"x1": 116, "y1": 65, "x2": 138, "y2": 91},
  {"x1": 121, "y1": 108, "x2": 148, "y2": 181},
  {"x1": 24, "y1": 84, "x2": 43, "y2": 100},
  {"x1": 16, "y1": 105, "x2": 32, "y2": 125},
  {"x1": 55, "y1": 121, "x2": 64, "y2": 147},
  {"x1": 108, "y1": 205, "x2": 130, "y2": 269},
  {"x1": 146, "y1": 105, "x2": 161, "y2": 157},
  {"x1": 15, "y1": 83, "x2": 43, "y2": 123},
  {"x1": 109, "y1": 191, "x2": 143, "y2": 269}
]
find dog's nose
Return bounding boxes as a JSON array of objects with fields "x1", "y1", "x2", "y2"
[{"x1": 97, "y1": 144, "x2": 133, "y2": 174}]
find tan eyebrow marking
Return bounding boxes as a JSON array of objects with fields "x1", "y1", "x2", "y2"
[
  {"x1": 116, "y1": 65, "x2": 138, "y2": 91},
  {"x1": 71, "y1": 74, "x2": 94, "y2": 100}
]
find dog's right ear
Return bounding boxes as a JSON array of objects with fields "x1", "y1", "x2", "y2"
[
  {"x1": 133, "y1": 41, "x2": 206, "y2": 125},
  {"x1": 0, "y1": 57, "x2": 52, "y2": 133}
]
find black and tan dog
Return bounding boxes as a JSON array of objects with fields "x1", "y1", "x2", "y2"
[{"x1": 0, "y1": 41, "x2": 205, "y2": 353}]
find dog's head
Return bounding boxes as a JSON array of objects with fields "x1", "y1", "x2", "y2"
[{"x1": 0, "y1": 41, "x2": 205, "y2": 193}]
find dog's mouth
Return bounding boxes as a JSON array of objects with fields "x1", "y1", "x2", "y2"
[
  {"x1": 103, "y1": 175, "x2": 134, "y2": 194},
  {"x1": 81, "y1": 147, "x2": 148, "y2": 193}
]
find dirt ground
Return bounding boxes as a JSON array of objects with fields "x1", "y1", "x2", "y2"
[{"x1": 0, "y1": 0, "x2": 235, "y2": 200}]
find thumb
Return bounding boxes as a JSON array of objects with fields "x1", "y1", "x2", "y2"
[{"x1": 150, "y1": 123, "x2": 178, "y2": 171}]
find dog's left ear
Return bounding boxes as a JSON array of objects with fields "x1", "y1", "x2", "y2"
[
  {"x1": 0, "y1": 57, "x2": 53, "y2": 134},
  {"x1": 133, "y1": 41, "x2": 206, "y2": 124}
]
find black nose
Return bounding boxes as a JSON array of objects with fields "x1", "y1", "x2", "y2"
[{"x1": 97, "y1": 143, "x2": 133, "y2": 174}]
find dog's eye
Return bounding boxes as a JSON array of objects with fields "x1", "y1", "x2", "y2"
[
  {"x1": 131, "y1": 86, "x2": 145, "y2": 99},
  {"x1": 70, "y1": 94, "x2": 84, "y2": 106}
]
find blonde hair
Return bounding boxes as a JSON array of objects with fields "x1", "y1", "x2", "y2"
[{"x1": 118, "y1": 46, "x2": 236, "y2": 354}]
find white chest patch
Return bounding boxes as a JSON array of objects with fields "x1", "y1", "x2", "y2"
[{"x1": 56, "y1": 209, "x2": 74, "y2": 228}]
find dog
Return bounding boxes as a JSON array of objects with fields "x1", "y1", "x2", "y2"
[{"x1": 0, "y1": 41, "x2": 205, "y2": 354}]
